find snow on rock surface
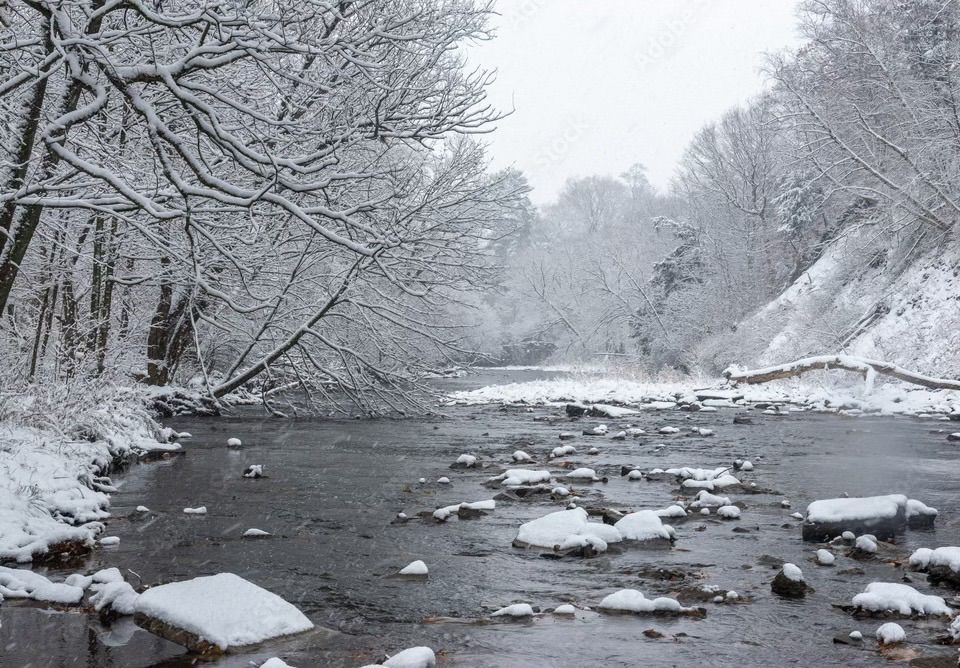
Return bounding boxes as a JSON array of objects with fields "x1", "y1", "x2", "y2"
[
  {"x1": 90, "y1": 580, "x2": 140, "y2": 615},
  {"x1": 491, "y1": 603, "x2": 534, "y2": 617},
  {"x1": 0, "y1": 566, "x2": 85, "y2": 604},
  {"x1": 716, "y1": 505, "x2": 741, "y2": 519},
  {"x1": 226, "y1": 438, "x2": 242, "y2": 447},
  {"x1": 183, "y1": 506, "x2": 207, "y2": 515},
  {"x1": 514, "y1": 508, "x2": 621, "y2": 552},
  {"x1": 554, "y1": 604, "x2": 576, "y2": 615},
  {"x1": 905, "y1": 499, "x2": 938, "y2": 527},
  {"x1": 381, "y1": 646, "x2": 436, "y2": 668},
  {"x1": 133, "y1": 573, "x2": 314, "y2": 652},
  {"x1": 851, "y1": 582, "x2": 952, "y2": 616},
  {"x1": 597, "y1": 589, "x2": 690, "y2": 614},
  {"x1": 807, "y1": 495, "x2": 907, "y2": 523},
  {"x1": 816, "y1": 549, "x2": 835, "y2": 566},
  {"x1": 511, "y1": 450, "x2": 533, "y2": 463},
  {"x1": 690, "y1": 491, "x2": 731, "y2": 508},
  {"x1": 454, "y1": 454, "x2": 477, "y2": 467},
  {"x1": 399, "y1": 560, "x2": 428, "y2": 576},
  {"x1": 782, "y1": 563, "x2": 804, "y2": 582},
  {"x1": 613, "y1": 511, "x2": 675, "y2": 542},
  {"x1": 243, "y1": 528, "x2": 271, "y2": 538},
  {"x1": 565, "y1": 467, "x2": 599, "y2": 480},
  {"x1": 489, "y1": 469, "x2": 551, "y2": 487},
  {"x1": 803, "y1": 494, "x2": 908, "y2": 541},
  {"x1": 875, "y1": 622, "x2": 906, "y2": 644},
  {"x1": 260, "y1": 659, "x2": 296, "y2": 668},
  {"x1": 855, "y1": 535, "x2": 878, "y2": 554},
  {"x1": 908, "y1": 546, "x2": 960, "y2": 573}
]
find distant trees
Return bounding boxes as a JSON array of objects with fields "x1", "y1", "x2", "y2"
[
  {"x1": 0, "y1": 0, "x2": 522, "y2": 412},
  {"x1": 486, "y1": 0, "x2": 957, "y2": 374}
]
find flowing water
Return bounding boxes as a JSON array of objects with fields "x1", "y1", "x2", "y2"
[{"x1": 3, "y1": 369, "x2": 959, "y2": 667}]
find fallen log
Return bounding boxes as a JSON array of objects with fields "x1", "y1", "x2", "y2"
[{"x1": 723, "y1": 355, "x2": 960, "y2": 391}]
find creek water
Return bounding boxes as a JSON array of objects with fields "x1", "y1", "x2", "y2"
[{"x1": 2, "y1": 369, "x2": 959, "y2": 667}]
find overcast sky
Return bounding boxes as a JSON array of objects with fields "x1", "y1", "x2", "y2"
[{"x1": 469, "y1": 0, "x2": 802, "y2": 204}]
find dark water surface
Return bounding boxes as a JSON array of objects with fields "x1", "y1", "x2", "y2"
[{"x1": 3, "y1": 369, "x2": 959, "y2": 667}]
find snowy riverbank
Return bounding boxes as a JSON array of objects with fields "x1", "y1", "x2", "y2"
[
  {"x1": 447, "y1": 371, "x2": 960, "y2": 418},
  {"x1": 0, "y1": 383, "x2": 181, "y2": 563}
]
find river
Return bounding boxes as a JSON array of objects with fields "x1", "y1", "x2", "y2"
[{"x1": 2, "y1": 369, "x2": 958, "y2": 667}]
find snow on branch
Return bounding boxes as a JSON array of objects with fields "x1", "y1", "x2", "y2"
[{"x1": 723, "y1": 355, "x2": 960, "y2": 391}]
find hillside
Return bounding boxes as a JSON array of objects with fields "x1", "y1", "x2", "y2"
[{"x1": 713, "y1": 228, "x2": 960, "y2": 378}]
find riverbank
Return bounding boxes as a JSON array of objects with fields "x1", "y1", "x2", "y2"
[
  {"x1": 0, "y1": 382, "x2": 180, "y2": 563},
  {"x1": 447, "y1": 369, "x2": 960, "y2": 418}
]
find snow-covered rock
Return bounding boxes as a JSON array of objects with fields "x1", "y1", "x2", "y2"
[
  {"x1": 553, "y1": 604, "x2": 576, "y2": 615},
  {"x1": 655, "y1": 505, "x2": 687, "y2": 519},
  {"x1": 511, "y1": 450, "x2": 533, "y2": 463},
  {"x1": 491, "y1": 603, "x2": 534, "y2": 617},
  {"x1": 243, "y1": 528, "x2": 271, "y2": 538},
  {"x1": 381, "y1": 646, "x2": 436, "y2": 668},
  {"x1": 658, "y1": 426, "x2": 680, "y2": 434},
  {"x1": 716, "y1": 505, "x2": 741, "y2": 520},
  {"x1": 436, "y1": 476, "x2": 450, "y2": 485},
  {"x1": 550, "y1": 445, "x2": 576, "y2": 458},
  {"x1": 91, "y1": 580, "x2": 139, "y2": 615},
  {"x1": 489, "y1": 469, "x2": 551, "y2": 487},
  {"x1": 100, "y1": 536, "x2": 120, "y2": 546},
  {"x1": 908, "y1": 546, "x2": 960, "y2": 586},
  {"x1": 875, "y1": 622, "x2": 905, "y2": 644},
  {"x1": 565, "y1": 467, "x2": 600, "y2": 481},
  {"x1": 261, "y1": 659, "x2": 295, "y2": 668},
  {"x1": 690, "y1": 491, "x2": 731, "y2": 508},
  {"x1": 905, "y1": 499, "x2": 938, "y2": 528},
  {"x1": 854, "y1": 535, "x2": 878, "y2": 554},
  {"x1": 597, "y1": 589, "x2": 691, "y2": 615},
  {"x1": 816, "y1": 549, "x2": 835, "y2": 566},
  {"x1": 454, "y1": 454, "x2": 477, "y2": 468},
  {"x1": 803, "y1": 494, "x2": 907, "y2": 541},
  {"x1": 513, "y1": 507, "x2": 621, "y2": 554},
  {"x1": 613, "y1": 511, "x2": 675, "y2": 543},
  {"x1": 0, "y1": 566, "x2": 83, "y2": 604},
  {"x1": 133, "y1": 573, "x2": 314, "y2": 653},
  {"x1": 771, "y1": 563, "x2": 808, "y2": 598},
  {"x1": 183, "y1": 506, "x2": 207, "y2": 515},
  {"x1": 626, "y1": 469, "x2": 644, "y2": 481},
  {"x1": 226, "y1": 438, "x2": 242, "y2": 447},
  {"x1": 432, "y1": 499, "x2": 496, "y2": 521},
  {"x1": 399, "y1": 560, "x2": 428, "y2": 576},
  {"x1": 242, "y1": 465, "x2": 263, "y2": 478},
  {"x1": 851, "y1": 582, "x2": 952, "y2": 616}
]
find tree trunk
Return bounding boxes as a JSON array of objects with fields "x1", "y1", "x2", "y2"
[{"x1": 724, "y1": 355, "x2": 960, "y2": 391}]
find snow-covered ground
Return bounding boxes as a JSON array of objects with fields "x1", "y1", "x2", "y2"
[
  {"x1": 726, "y1": 229, "x2": 960, "y2": 379},
  {"x1": 447, "y1": 370, "x2": 959, "y2": 417},
  {"x1": 0, "y1": 383, "x2": 175, "y2": 562}
]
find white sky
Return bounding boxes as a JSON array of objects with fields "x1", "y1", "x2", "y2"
[{"x1": 468, "y1": 0, "x2": 802, "y2": 204}]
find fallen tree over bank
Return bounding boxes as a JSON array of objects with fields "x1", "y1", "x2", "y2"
[{"x1": 724, "y1": 355, "x2": 960, "y2": 392}]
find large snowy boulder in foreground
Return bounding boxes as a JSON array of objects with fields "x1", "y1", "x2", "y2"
[
  {"x1": 134, "y1": 573, "x2": 314, "y2": 655},
  {"x1": 802, "y1": 494, "x2": 907, "y2": 542}
]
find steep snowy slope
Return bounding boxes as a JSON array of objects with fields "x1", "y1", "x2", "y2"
[{"x1": 713, "y1": 228, "x2": 960, "y2": 377}]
